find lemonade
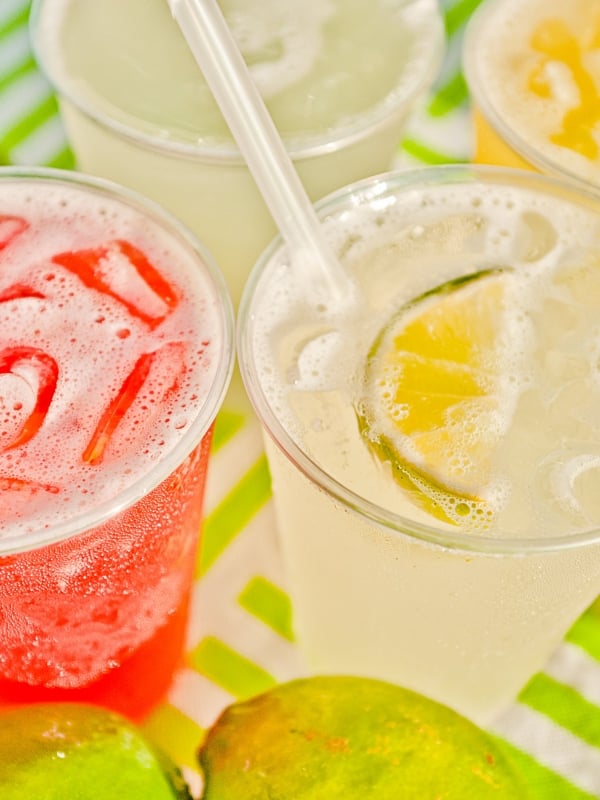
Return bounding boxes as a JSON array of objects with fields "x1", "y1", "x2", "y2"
[
  {"x1": 30, "y1": 0, "x2": 444, "y2": 306},
  {"x1": 0, "y1": 168, "x2": 233, "y2": 719},
  {"x1": 238, "y1": 166, "x2": 600, "y2": 724},
  {"x1": 464, "y1": 0, "x2": 600, "y2": 190}
]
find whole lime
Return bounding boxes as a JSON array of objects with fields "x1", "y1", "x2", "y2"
[
  {"x1": 199, "y1": 676, "x2": 531, "y2": 799},
  {"x1": 0, "y1": 703, "x2": 191, "y2": 800}
]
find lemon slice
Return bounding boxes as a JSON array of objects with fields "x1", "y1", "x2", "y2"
[{"x1": 357, "y1": 269, "x2": 517, "y2": 529}]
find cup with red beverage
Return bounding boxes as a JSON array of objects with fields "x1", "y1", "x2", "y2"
[{"x1": 0, "y1": 166, "x2": 234, "y2": 720}]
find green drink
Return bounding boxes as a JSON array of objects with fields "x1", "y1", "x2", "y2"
[{"x1": 30, "y1": 0, "x2": 444, "y2": 306}]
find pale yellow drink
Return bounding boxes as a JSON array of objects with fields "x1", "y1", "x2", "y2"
[
  {"x1": 464, "y1": 0, "x2": 600, "y2": 191},
  {"x1": 238, "y1": 166, "x2": 600, "y2": 724},
  {"x1": 30, "y1": 0, "x2": 444, "y2": 307}
]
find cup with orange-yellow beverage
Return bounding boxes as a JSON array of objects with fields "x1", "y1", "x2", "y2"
[{"x1": 463, "y1": 0, "x2": 600, "y2": 191}]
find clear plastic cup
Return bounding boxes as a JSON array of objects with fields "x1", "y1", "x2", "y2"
[
  {"x1": 464, "y1": 0, "x2": 600, "y2": 193},
  {"x1": 238, "y1": 164, "x2": 600, "y2": 725},
  {"x1": 29, "y1": 0, "x2": 445, "y2": 307},
  {"x1": 0, "y1": 166, "x2": 234, "y2": 720}
]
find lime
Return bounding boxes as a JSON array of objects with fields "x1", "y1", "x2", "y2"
[
  {"x1": 357, "y1": 269, "x2": 518, "y2": 528},
  {"x1": 0, "y1": 703, "x2": 191, "y2": 800},
  {"x1": 198, "y1": 675, "x2": 532, "y2": 798}
]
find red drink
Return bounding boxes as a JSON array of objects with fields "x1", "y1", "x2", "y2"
[{"x1": 0, "y1": 168, "x2": 233, "y2": 719}]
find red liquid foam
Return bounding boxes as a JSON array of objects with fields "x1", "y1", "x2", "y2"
[{"x1": 0, "y1": 180, "x2": 222, "y2": 719}]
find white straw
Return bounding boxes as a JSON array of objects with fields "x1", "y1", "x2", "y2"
[{"x1": 166, "y1": 0, "x2": 354, "y2": 305}]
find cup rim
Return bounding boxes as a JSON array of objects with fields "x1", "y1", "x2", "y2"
[
  {"x1": 462, "y1": 0, "x2": 600, "y2": 195},
  {"x1": 29, "y1": 0, "x2": 445, "y2": 165},
  {"x1": 238, "y1": 163, "x2": 600, "y2": 555},
  {"x1": 0, "y1": 165, "x2": 235, "y2": 555}
]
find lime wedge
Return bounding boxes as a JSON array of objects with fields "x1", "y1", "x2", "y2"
[{"x1": 357, "y1": 269, "x2": 516, "y2": 528}]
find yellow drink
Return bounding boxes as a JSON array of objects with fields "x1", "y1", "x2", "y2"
[
  {"x1": 464, "y1": 0, "x2": 600, "y2": 189},
  {"x1": 238, "y1": 166, "x2": 600, "y2": 724}
]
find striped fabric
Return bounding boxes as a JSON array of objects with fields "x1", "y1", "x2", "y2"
[{"x1": 2, "y1": 0, "x2": 600, "y2": 796}]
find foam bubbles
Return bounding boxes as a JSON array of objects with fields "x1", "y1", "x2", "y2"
[
  {"x1": 248, "y1": 177, "x2": 600, "y2": 537},
  {"x1": 468, "y1": 0, "x2": 600, "y2": 184},
  {"x1": 227, "y1": 0, "x2": 334, "y2": 97},
  {"x1": 0, "y1": 178, "x2": 221, "y2": 539}
]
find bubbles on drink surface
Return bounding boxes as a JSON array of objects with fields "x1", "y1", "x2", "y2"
[
  {"x1": 253, "y1": 179, "x2": 600, "y2": 537},
  {"x1": 470, "y1": 0, "x2": 600, "y2": 182},
  {"x1": 0, "y1": 181, "x2": 220, "y2": 537}
]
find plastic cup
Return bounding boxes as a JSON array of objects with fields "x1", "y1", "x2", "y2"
[
  {"x1": 0, "y1": 166, "x2": 234, "y2": 720},
  {"x1": 29, "y1": 0, "x2": 444, "y2": 307},
  {"x1": 463, "y1": 0, "x2": 600, "y2": 192},
  {"x1": 238, "y1": 164, "x2": 600, "y2": 725}
]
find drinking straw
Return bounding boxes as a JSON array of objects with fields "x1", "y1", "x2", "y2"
[{"x1": 166, "y1": 0, "x2": 355, "y2": 305}]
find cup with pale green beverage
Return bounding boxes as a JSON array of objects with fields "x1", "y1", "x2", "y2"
[
  {"x1": 29, "y1": 0, "x2": 445, "y2": 309},
  {"x1": 238, "y1": 163, "x2": 600, "y2": 725}
]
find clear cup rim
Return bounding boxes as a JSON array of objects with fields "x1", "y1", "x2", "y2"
[
  {"x1": 462, "y1": 0, "x2": 600, "y2": 195},
  {"x1": 29, "y1": 0, "x2": 445, "y2": 165},
  {"x1": 238, "y1": 163, "x2": 600, "y2": 556},
  {"x1": 0, "y1": 165, "x2": 235, "y2": 555}
]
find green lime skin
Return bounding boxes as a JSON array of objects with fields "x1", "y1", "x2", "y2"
[
  {"x1": 198, "y1": 676, "x2": 532, "y2": 799},
  {"x1": 0, "y1": 703, "x2": 191, "y2": 800}
]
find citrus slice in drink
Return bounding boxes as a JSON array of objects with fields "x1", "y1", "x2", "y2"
[{"x1": 357, "y1": 269, "x2": 521, "y2": 529}]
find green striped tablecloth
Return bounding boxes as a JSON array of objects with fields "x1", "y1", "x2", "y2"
[{"x1": 2, "y1": 1, "x2": 600, "y2": 796}]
